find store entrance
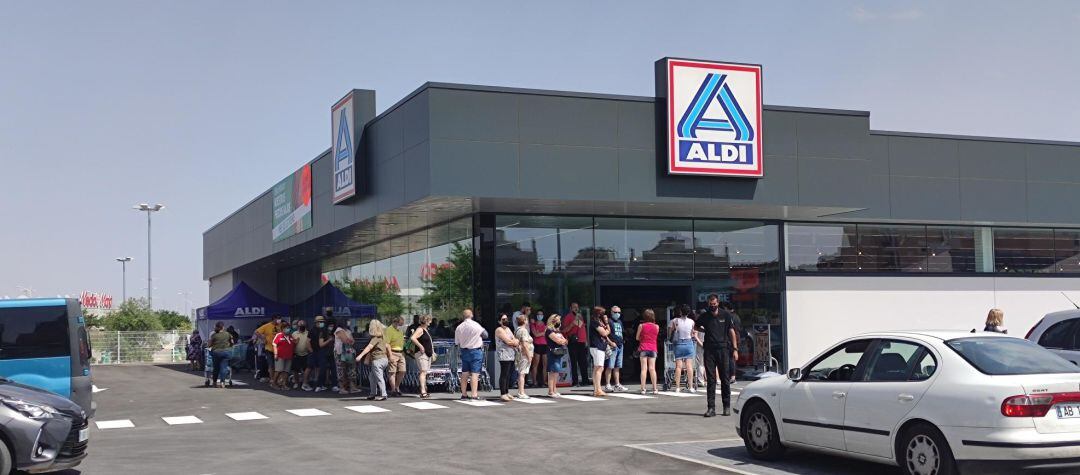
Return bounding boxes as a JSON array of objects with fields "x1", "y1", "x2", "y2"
[{"x1": 598, "y1": 283, "x2": 692, "y2": 384}]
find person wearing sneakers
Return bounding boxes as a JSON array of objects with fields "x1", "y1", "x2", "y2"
[
  {"x1": 513, "y1": 313, "x2": 533, "y2": 399},
  {"x1": 668, "y1": 304, "x2": 697, "y2": 393},
  {"x1": 544, "y1": 314, "x2": 568, "y2": 398},
  {"x1": 603, "y1": 306, "x2": 628, "y2": 393},
  {"x1": 636, "y1": 309, "x2": 660, "y2": 394},
  {"x1": 495, "y1": 314, "x2": 520, "y2": 402},
  {"x1": 588, "y1": 306, "x2": 612, "y2": 397},
  {"x1": 454, "y1": 309, "x2": 488, "y2": 400},
  {"x1": 271, "y1": 323, "x2": 295, "y2": 390},
  {"x1": 291, "y1": 319, "x2": 313, "y2": 391},
  {"x1": 697, "y1": 294, "x2": 738, "y2": 418},
  {"x1": 385, "y1": 316, "x2": 406, "y2": 397}
]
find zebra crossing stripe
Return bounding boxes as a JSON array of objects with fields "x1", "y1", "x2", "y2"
[
  {"x1": 455, "y1": 399, "x2": 503, "y2": 407},
  {"x1": 344, "y1": 405, "x2": 391, "y2": 414},
  {"x1": 559, "y1": 394, "x2": 605, "y2": 402},
  {"x1": 226, "y1": 412, "x2": 268, "y2": 421},
  {"x1": 606, "y1": 393, "x2": 655, "y2": 400},
  {"x1": 95, "y1": 419, "x2": 134, "y2": 429},
  {"x1": 512, "y1": 397, "x2": 555, "y2": 404},
  {"x1": 400, "y1": 402, "x2": 447, "y2": 410},
  {"x1": 657, "y1": 391, "x2": 701, "y2": 398},
  {"x1": 162, "y1": 416, "x2": 202, "y2": 425},
  {"x1": 286, "y1": 408, "x2": 331, "y2": 417}
]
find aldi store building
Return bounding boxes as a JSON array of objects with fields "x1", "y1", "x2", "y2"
[{"x1": 204, "y1": 59, "x2": 1080, "y2": 369}]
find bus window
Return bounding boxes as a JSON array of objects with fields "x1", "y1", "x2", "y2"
[
  {"x1": 0, "y1": 306, "x2": 70, "y2": 360},
  {"x1": 77, "y1": 326, "x2": 91, "y2": 374}
]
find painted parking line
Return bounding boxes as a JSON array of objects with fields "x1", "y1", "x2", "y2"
[
  {"x1": 162, "y1": 416, "x2": 203, "y2": 425},
  {"x1": 606, "y1": 393, "x2": 655, "y2": 400},
  {"x1": 512, "y1": 397, "x2": 555, "y2": 404},
  {"x1": 226, "y1": 412, "x2": 268, "y2": 421},
  {"x1": 400, "y1": 402, "x2": 448, "y2": 410},
  {"x1": 344, "y1": 405, "x2": 391, "y2": 414},
  {"x1": 95, "y1": 419, "x2": 135, "y2": 430},
  {"x1": 455, "y1": 399, "x2": 503, "y2": 407},
  {"x1": 658, "y1": 391, "x2": 702, "y2": 398},
  {"x1": 559, "y1": 394, "x2": 605, "y2": 402},
  {"x1": 286, "y1": 408, "x2": 331, "y2": 417}
]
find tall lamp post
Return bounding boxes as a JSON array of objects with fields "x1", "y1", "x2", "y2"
[
  {"x1": 133, "y1": 203, "x2": 164, "y2": 308},
  {"x1": 115, "y1": 257, "x2": 133, "y2": 302}
]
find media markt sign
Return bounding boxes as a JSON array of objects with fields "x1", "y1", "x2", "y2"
[
  {"x1": 657, "y1": 58, "x2": 763, "y2": 177},
  {"x1": 331, "y1": 93, "x2": 359, "y2": 203}
]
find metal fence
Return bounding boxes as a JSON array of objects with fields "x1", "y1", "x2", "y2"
[{"x1": 89, "y1": 330, "x2": 190, "y2": 365}]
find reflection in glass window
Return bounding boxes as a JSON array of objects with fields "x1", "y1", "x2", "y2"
[
  {"x1": 925, "y1": 226, "x2": 978, "y2": 273},
  {"x1": 1053, "y1": 229, "x2": 1080, "y2": 273},
  {"x1": 494, "y1": 215, "x2": 594, "y2": 314},
  {"x1": 694, "y1": 221, "x2": 779, "y2": 277},
  {"x1": 0, "y1": 306, "x2": 71, "y2": 360},
  {"x1": 857, "y1": 225, "x2": 927, "y2": 272},
  {"x1": 994, "y1": 228, "x2": 1055, "y2": 273},
  {"x1": 785, "y1": 224, "x2": 858, "y2": 272},
  {"x1": 593, "y1": 218, "x2": 693, "y2": 280}
]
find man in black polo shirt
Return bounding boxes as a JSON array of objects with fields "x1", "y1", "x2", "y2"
[{"x1": 696, "y1": 294, "x2": 739, "y2": 417}]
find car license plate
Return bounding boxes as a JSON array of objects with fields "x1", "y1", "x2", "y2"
[
  {"x1": 78, "y1": 428, "x2": 89, "y2": 442},
  {"x1": 1055, "y1": 404, "x2": 1080, "y2": 419}
]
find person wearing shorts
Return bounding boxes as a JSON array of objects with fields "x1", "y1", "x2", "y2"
[
  {"x1": 670, "y1": 304, "x2": 697, "y2": 393},
  {"x1": 272, "y1": 325, "x2": 295, "y2": 390},
  {"x1": 636, "y1": 309, "x2": 660, "y2": 394},
  {"x1": 603, "y1": 305, "x2": 627, "y2": 392},
  {"x1": 454, "y1": 309, "x2": 488, "y2": 400},
  {"x1": 544, "y1": 314, "x2": 568, "y2": 398},
  {"x1": 385, "y1": 316, "x2": 407, "y2": 397},
  {"x1": 588, "y1": 307, "x2": 612, "y2": 397},
  {"x1": 410, "y1": 315, "x2": 435, "y2": 399},
  {"x1": 529, "y1": 313, "x2": 548, "y2": 387}
]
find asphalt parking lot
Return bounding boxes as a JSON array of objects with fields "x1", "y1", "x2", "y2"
[{"x1": 75, "y1": 365, "x2": 900, "y2": 475}]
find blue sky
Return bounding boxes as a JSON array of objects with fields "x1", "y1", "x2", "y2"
[{"x1": 2, "y1": 1, "x2": 1077, "y2": 312}]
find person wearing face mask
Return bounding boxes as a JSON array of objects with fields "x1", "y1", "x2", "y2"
[
  {"x1": 696, "y1": 294, "x2": 739, "y2": 417},
  {"x1": 494, "y1": 314, "x2": 520, "y2": 401},
  {"x1": 291, "y1": 319, "x2": 312, "y2": 391},
  {"x1": 312, "y1": 316, "x2": 337, "y2": 392},
  {"x1": 255, "y1": 315, "x2": 284, "y2": 384},
  {"x1": 271, "y1": 324, "x2": 295, "y2": 390},
  {"x1": 603, "y1": 306, "x2": 628, "y2": 392},
  {"x1": 529, "y1": 311, "x2": 547, "y2": 388}
]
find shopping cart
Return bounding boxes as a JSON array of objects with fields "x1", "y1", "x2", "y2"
[{"x1": 203, "y1": 347, "x2": 234, "y2": 387}]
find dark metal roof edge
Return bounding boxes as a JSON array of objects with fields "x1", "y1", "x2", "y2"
[{"x1": 870, "y1": 129, "x2": 1080, "y2": 147}]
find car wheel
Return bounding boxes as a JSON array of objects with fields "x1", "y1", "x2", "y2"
[
  {"x1": 742, "y1": 401, "x2": 785, "y2": 460},
  {"x1": 0, "y1": 439, "x2": 12, "y2": 475},
  {"x1": 898, "y1": 422, "x2": 957, "y2": 475}
]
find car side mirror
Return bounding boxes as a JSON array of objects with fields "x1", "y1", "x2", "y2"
[{"x1": 787, "y1": 367, "x2": 802, "y2": 381}]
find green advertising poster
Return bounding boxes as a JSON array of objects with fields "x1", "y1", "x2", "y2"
[{"x1": 272, "y1": 164, "x2": 313, "y2": 242}]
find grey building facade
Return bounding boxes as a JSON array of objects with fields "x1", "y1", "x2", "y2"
[{"x1": 204, "y1": 80, "x2": 1080, "y2": 369}]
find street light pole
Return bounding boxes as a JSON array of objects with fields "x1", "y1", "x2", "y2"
[
  {"x1": 133, "y1": 203, "x2": 164, "y2": 308},
  {"x1": 115, "y1": 257, "x2": 133, "y2": 302}
]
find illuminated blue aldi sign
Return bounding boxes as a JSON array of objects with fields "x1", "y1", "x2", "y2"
[{"x1": 659, "y1": 58, "x2": 764, "y2": 177}]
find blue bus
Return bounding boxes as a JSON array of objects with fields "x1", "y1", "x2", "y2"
[{"x1": 0, "y1": 298, "x2": 93, "y2": 416}]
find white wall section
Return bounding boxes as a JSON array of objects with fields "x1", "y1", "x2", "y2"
[{"x1": 784, "y1": 276, "x2": 1080, "y2": 369}]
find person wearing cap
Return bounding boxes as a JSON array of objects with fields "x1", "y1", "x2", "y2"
[{"x1": 603, "y1": 305, "x2": 628, "y2": 392}]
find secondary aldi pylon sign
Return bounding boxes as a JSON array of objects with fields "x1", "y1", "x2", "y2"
[{"x1": 657, "y1": 58, "x2": 764, "y2": 177}]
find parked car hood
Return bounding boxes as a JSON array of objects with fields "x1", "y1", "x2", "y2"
[{"x1": 0, "y1": 378, "x2": 84, "y2": 418}]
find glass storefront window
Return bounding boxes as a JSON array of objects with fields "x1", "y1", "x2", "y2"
[
  {"x1": 494, "y1": 215, "x2": 594, "y2": 314},
  {"x1": 593, "y1": 217, "x2": 694, "y2": 280},
  {"x1": 785, "y1": 223, "x2": 858, "y2": 272},
  {"x1": 925, "y1": 226, "x2": 978, "y2": 273},
  {"x1": 994, "y1": 228, "x2": 1055, "y2": 273},
  {"x1": 1053, "y1": 229, "x2": 1080, "y2": 273},
  {"x1": 857, "y1": 225, "x2": 927, "y2": 272}
]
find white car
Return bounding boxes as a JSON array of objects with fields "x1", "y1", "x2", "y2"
[
  {"x1": 1027, "y1": 309, "x2": 1080, "y2": 365},
  {"x1": 733, "y1": 331, "x2": 1080, "y2": 475}
]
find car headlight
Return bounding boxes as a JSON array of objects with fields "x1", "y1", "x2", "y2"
[{"x1": 1, "y1": 397, "x2": 59, "y2": 419}]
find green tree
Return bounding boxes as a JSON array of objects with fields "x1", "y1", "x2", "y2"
[
  {"x1": 156, "y1": 310, "x2": 192, "y2": 331},
  {"x1": 419, "y1": 242, "x2": 474, "y2": 321},
  {"x1": 338, "y1": 278, "x2": 405, "y2": 319},
  {"x1": 104, "y1": 299, "x2": 164, "y2": 332}
]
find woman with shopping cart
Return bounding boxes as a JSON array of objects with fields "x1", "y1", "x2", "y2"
[{"x1": 207, "y1": 322, "x2": 233, "y2": 388}]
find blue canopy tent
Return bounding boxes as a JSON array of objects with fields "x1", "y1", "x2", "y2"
[
  {"x1": 195, "y1": 282, "x2": 291, "y2": 338},
  {"x1": 291, "y1": 282, "x2": 377, "y2": 321}
]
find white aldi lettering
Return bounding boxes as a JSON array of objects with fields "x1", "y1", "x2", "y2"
[
  {"x1": 663, "y1": 59, "x2": 763, "y2": 177},
  {"x1": 234, "y1": 307, "x2": 265, "y2": 318},
  {"x1": 331, "y1": 94, "x2": 357, "y2": 204}
]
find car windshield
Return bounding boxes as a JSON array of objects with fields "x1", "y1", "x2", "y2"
[{"x1": 947, "y1": 337, "x2": 1080, "y2": 375}]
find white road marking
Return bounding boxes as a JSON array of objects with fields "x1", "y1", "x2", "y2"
[
  {"x1": 455, "y1": 399, "x2": 503, "y2": 407},
  {"x1": 95, "y1": 419, "x2": 134, "y2": 429},
  {"x1": 162, "y1": 416, "x2": 203, "y2": 425},
  {"x1": 658, "y1": 391, "x2": 702, "y2": 398},
  {"x1": 559, "y1": 394, "x2": 605, "y2": 402},
  {"x1": 226, "y1": 412, "x2": 268, "y2": 421},
  {"x1": 512, "y1": 397, "x2": 555, "y2": 404},
  {"x1": 400, "y1": 402, "x2": 448, "y2": 410},
  {"x1": 625, "y1": 439, "x2": 758, "y2": 475},
  {"x1": 286, "y1": 408, "x2": 331, "y2": 417},
  {"x1": 92, "y1": 385, "x2": 108, "y2": 393},
  {"x1": 344, "y1": 405, "x2": 391, "y2": 414},
  {"x1": 605, "y1": 393, "x2": 655, "y2": 400}
]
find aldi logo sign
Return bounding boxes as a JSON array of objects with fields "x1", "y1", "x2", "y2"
[{"x1": 658, "y1": 58, "x2": 763, "y2": 177}]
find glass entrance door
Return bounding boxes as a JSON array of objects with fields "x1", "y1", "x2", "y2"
[{"x1": 599, "y1": 283, "x2": 692, "y2": 383}]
